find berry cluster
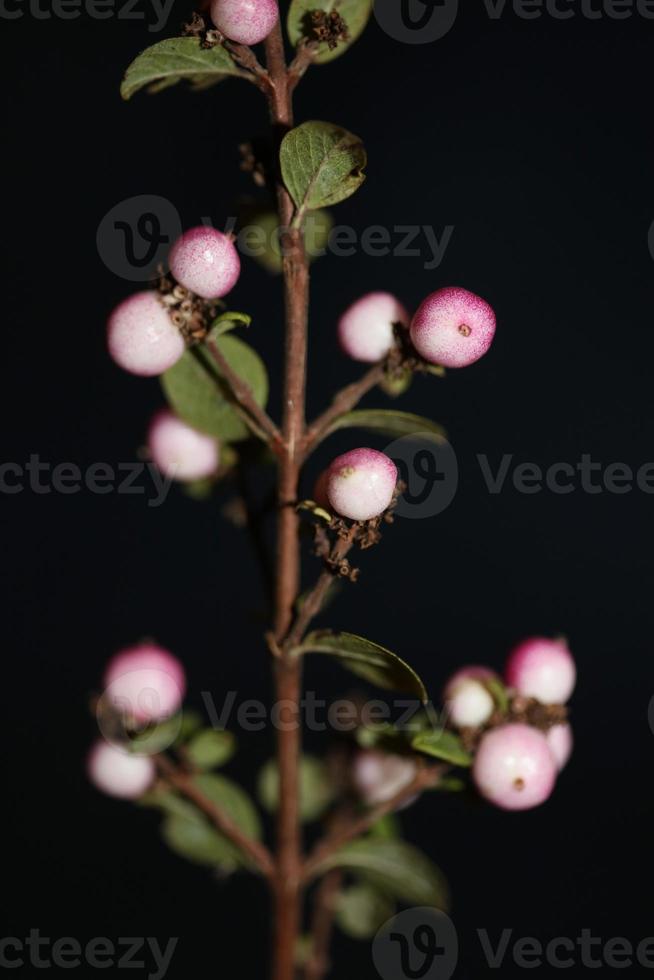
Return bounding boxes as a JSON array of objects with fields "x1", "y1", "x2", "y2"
[
  {"x1": 444, "y1": 637, "x2": 576, "y2": 810},
  {"x1": 107, "y1": 226, "x2": 240, "y2": 377},
  {"x1": 338, "y1": 286, "x2": 496, "y2": 370},
  {"x1": 88, "y1": 643, "x2": 186, "y2": 799}
]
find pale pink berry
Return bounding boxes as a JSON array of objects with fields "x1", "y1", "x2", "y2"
[
  {"x1": 410, "y1": 286, "x2": 496, "y2": 368},
  {"x1": 148, "y1": 409, "x2": 219, "y2": 482},
  {"x1": 103, "y1": 643, "x2": 186, "y2": 725},
  {"x1": 87, "y1": 741, "x2": 155, "y2": 799},
  {"x1": 326, "y1": 448, "x2": 397, "y2": 522},
  {"x1": 107, "y1": 291, "x2": 185, "y2": 377},
  {"x1": 546, "y1": 723, "x2": 573, "y2": 771},
  {"x1": 352, "y1": 750, "x2": 417, "y2": 807},
  {"x1": 505, "y1": 637, "x2": 576, "y2": 705},
  {"x1": 444, "y1": 666, "x2": 498, "y2": 728},
  {"x1": 210, "y1": 0, "x2": 279, "y2": 45},
  {"x1": 338, "y1": 292, "x2": 409, "y2": 364},
  {"x1": 473, "y1": 723, "x2": 557, "y2": 811},
  {"x1": 169, "y1": 226, "x2": 241, "y2": 299}
]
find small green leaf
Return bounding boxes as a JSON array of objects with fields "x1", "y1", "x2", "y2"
[
  {"x1": 411, "y1": 729, "x2": 472, "y2": 768},
  {"x1": 336, "y1": 883, "x2": 394, "y2": 939},
  {"x1": 280, "y1": 121, "x2": 366, "y2": 219},
  {"x1": 485, "y1": 677, "x2": 510, "y2": 714},
  {"x1": 316, "y1": 839, "x2": 450, "y2": 910},
  {"x1": 368, "y1": 812, "x2": 401, "y2": 840},
  {"x1": 326, "y1": 410, "x2": 446, "y2": 442},
  {"x1": 127, "y1": 714, "x2": 182, "y2": 756},
  {"x1": 161, "y1": 335, "x2": 269, "y2": 443},
  {"x1": 257, "y1": 756, "x2": 333, "y2": 823},
  {"x1": 186, "y1": 730, "x2": 236, "y2": 770},
  {"x1": 161, "y1": 811, "x2": 239, "y2": 869},
  {"x1": 241, "y1": 208, "x2": 333, "y2": 274},
  {"x1": 121, "y1": 38, "x2": 249, "y2": 100},
  {"x1": 287, "y1": 0, "x2": 373, "y2": 64},
  {"x1": 210, "y1": 311, "x2": 252, "y2": 338},
  {"x1": 298, "y1": 630, "x2": 428, "y2": 704},
  {"x1": 194, "y1": 773, "x2": 262, "y2": 842}
]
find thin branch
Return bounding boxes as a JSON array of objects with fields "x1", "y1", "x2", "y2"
[
  {"x1": 288, "y1": 40, "x2": 319, "y2": 94},
  {"x1": 264, "y1": 20, "x2": 310, "y2": 980},
  {"x1": 302, "y1": 764, "x2": 447, "y2": 883},
  {"x1": 303, "y1": 870, "x2": 343, "y2": 980},
  {"x1": 284, "y1": 531, "x2": 356, "y2": 653},
  {"x1": 223, "y1": 40, "x2": 271, "y2": 88},
  {"x1": 303, "y1": 362, "x2": 387, "y2": 453},
  {"x1": 205, "y1": 338, "x2": 283, "y2": 451},
  {"x1": 155, "y1": 754, "x2": 275, "y2": 878}
]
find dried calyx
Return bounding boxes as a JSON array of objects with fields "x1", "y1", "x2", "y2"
[{"x1": 156, "y1": 269, "x2": 221, "y2": 345}]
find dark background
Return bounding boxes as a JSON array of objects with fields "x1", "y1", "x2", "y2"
[{"x1": 2, "y1": 0, "x2": 653, "y2": 976}]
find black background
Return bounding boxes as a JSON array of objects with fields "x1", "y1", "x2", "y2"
[{"x1": 2, "y1": 0, "x2": 653, "y2": 976}]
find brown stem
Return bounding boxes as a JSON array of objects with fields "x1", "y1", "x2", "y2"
[
  {"x1": 302, "y1": 764, "x2": 447, "y2": 883},
  {"x1": 264, "y1": 21, "x2": 309, "y2": 980},
  {"x1": 303, "y1": 870, "x2": 343, "y2": 980},
  {"x1": 155, "y1": 755, "x2": 275, "y2": 877},
  {"x1": 303, "y1": 362, "x2": 387, "y2": 453},
  {"x1": 206, "y1": 338, "x2": 283, "y2": 450},
  {"x1": 285, "y1": 532, "x2": 356, "y2": 652}
]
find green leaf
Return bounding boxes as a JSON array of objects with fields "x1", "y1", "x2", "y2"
[
  {"x1": 186, "y1": 730, "x2": 236, "y2": 770},
  {"x1": 258, "y1": 756, "x2": 333, "y2": 823},
  {"x1": 368, "y1": 812, "x2": 401, "y2": 840},
  {"x1": 411, "y1": 729, "x2": 473, "y2": 768},
  {"x1": 316, "y1": 839, "x2": 450, "y2": 910},
  {"x1": 194, "y1": 773, "x2": 262, "y2": 842},
  {"x1": 297, "y1": 630, "x2": 428, "y2": 704},
  {"x1": 287, "y1": 0, "x2": 374, "y2": 64},
  {"x1": 326, "y1": 410, "x2": 447, "y2": 442},
  {"x1": 161, "y1": 811, "x2": 239, "y2": 869},
  {"x1": 151, "y1": 774, "x2": 262, "y2": 870},
  {"x1": 241, "y1": 208, "x2": 333, "y2": 274},
  {"x1": 126, "y1": 714, "x2": 182, "y2": 756},
  {"x1": 280, "y1": 121, "x2": 366, "y2": 219},
  {"x1": 485, "y1": 677, "x2": 510, "y2": 714},
  {"x1": 336, "y1": 883, "x2": 394, "y2": 939},
  {"x1": 121, "y1": 38, "x2": 248, "y2": 100},
  {"x1": 210, "y1": 311, "x2": 252, "y2": 338},
  {"x1": 161, "y1": 335, "x2": 269, "y2": 443}
]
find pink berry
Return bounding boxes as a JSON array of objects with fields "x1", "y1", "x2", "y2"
[
  {"x1": 410, "y1": 286, "x2": 496, "y2": 368},
  {"x1": 169, "y1": 226, "x2": 241, "y2": 299},
  {"x1": 338, "y1": 292, "x2": 409, "y2": 364},
  {"x1": 326, "y1": 448, "x2": 398, "y2": 522},
  {"x1": 546, "y1": 723, "x2": 573, "y2": 771},
  {"x1": 209, "y1": 0, "x2": 279, "y2": 45},
  {"x1": 352, "y1": 750, "x2": 417, "y2": 807},
  {"x1": 103, "y1": 643, "x2": 186, "y2": 725},
  {"x1": 505, "y1": 637, "x2": 576, "y2": 705},
  {"x1": 444, "y1": 666, "x2": 498, "y2": 728},
  {"x1": 473, "y1": 723, "x2": 557, "y2": 811},
  {"x1": 87, "y1": 741, "x2": 155, "y2": 799},
  {"x1": 107, "y1": 291, "x2": 185, "y2": 377},
  {"x1": 148, "y1": 409, "x2": 219, "y2": 482}
]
